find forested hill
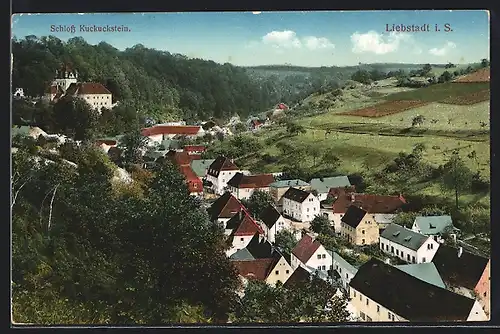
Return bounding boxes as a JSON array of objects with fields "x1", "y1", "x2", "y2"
[{"x1": 13, "y1": 36, "x2": 276, "y2": 122}]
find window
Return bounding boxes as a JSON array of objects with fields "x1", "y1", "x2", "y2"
[
  {"x1": 388, "y1": 312, "x2": 391, "y2": 319},
  {"x1": 392, "y1": 314, "x2": 395, "y2": 321},
  {"x1": 366, "y1": 298, "x2": 369, "y2": 306},
  {"x1": 354, "y1": 291, "x2": 356, "y2": 297},
  {"x1": 427, "y1": 244, "x2": 431, "y2": 250},
  {"x1": 396, "y1": 249, "x2": 399, "y2": 256},
  {"x1": 484, "y1": 292, "x2": 487, "y2": 297},
  {"x1": 330, "y1": 265, "x2": 333, "y2": 270},
  {"x1": 386, "y1": 245, "x2": 389, "y2": 251},
  {"x1": 422, "y1": 257, "x2": 426, "y2": 263},
  {"x1": 322, "y1": 254, "x2": 326, "y2": 259},
  {"x1": 307, "y1": 208, "x2": 310, "y2": 212},
  {"x1": 391, "y1": 246, "x2": 394, "y2": 253},
  {"x1": 359, "y1": 294, "x2": 362, "y2": 301},
  {"x1": 322, "y1": 265, "x2": 326, "y2": 270},
  {"x1": 430, "y1": 243, "x2": 434, "y2": 249},
  {"x1": 286, "y1": 270, "x2": 290, "y2": 274},
  {"x1": 240, "y1": 238, "x2": 244, "y2": 241},
  {"x1": 345, "y1": 273, "x2": 348, "y2": 279},
  {"x1": 381, "y1": 242, "x2": 384, "y2": 249},
  {"x1": 412, "y1": 256, "x2": 416, "y2": 263},
  {"x1": 362, "y1": 230, "x2": 365, "y2": 234},
  {"x1": 275, "y1": 270, "x2": 279, "y2": 275},
  {"x1": 360, "y1": 312, "x2": 366, "y2": 320},
  {"x1": 401, "y1": 251, "x2": 404, "y2": 258},
  {"x1": 377, "y1": 305, "x2": 380, "y2": 313},
  {"x1": 317, "y1": 254, "x2": 321, "y2": 259},
  {"x1": 318, "y1": 266, "x2": 321, "y2": 270},
  {"x1": 407, "y1": 254, "x2": 410, "y2": 261},
  {"x1": 362, "y1": 239, "x2": 365, "y2": 245}
]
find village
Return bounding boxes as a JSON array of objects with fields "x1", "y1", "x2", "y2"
[{"x1": 11, "y1": 59, "x2": 492, "y2": 323}]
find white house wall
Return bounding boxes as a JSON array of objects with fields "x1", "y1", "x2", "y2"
[
  {"x1": 82, "y1": 93, "x2": 112, "y2": 110},
  {"x1": 266, "y1": 216, "x2": 290, "y2": 243},
  {"x1": 379, "y1": 237, "x2": 418, "y2": 264},
  {"x1": 226, "y1": 235, "x2": 254, "y2": 257},
  {"x1": 415, "y1": 238, "x2": 440, "y2": 263},
  {"x1": 283, "y1": 194, "x2": 320, "y2": 222},
  {"x1": 306, "y1": 246, "x2": 333, "y2": 274}
]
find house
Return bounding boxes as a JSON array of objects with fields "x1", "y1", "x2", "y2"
[
  {"x1": 231, "y1": 250, "x2": 293, "y2": 287},
  {"x1": 290, "y1": 234, "x2": 332, "y2": 275},
  {"x1": 379, "y1": 224, "x2": 440, "y2": 264},
  {"x1": 282, "y1": 188, "x2": 320, "y2": 222},
  {"x1": 283, "y1": 265, "x2": 311, "y2": 288},
  {"x1": 394, "y1": 263, "x2": 446, "y2": 288},
  {"x1": 227, "y1": 173, "x2": 275, "y2": 200},
  {"x1": 269, "y1": 179, "x2": 311, "y2": 204},
  {"x1": 184, "y1": 145, "x2": 206, "y2": 155},
  {"x1": 229, "y1": 248, "x2": 255, "y2": 261},
  {"x1": 12, "y1": 126, "x2": 48, "y2": 140},
  {"x1": 140, "y1": 125, "x2": 204, "y2": 146},
  {"x1": 249, "y1": 119, "x2": 264, "y2": 131},
  {"x1": 329, "y1": 192, "x2": 407, "y2": 236},
  {"x1": 349, "y1": 258, "x2": 488, "y2": 322},
  {"x1": 276, "y1": 103, "x2": 289, "y2": 111},
  {"x1": 340, "y1": 205, "x2": 380, "y2": 246},
  {"x1": 164, "y1": 150, "x2": 203, "y2": 196},
  {"x1": 13, "y1": 88, "x2": 25, "y2": 98},
  {"x1": 309, "y1": 176, "x2": 352, "y2": 201},
  {"x1": 190, "y1": 159, "x2": 215, "y2": 181},
  {"x1": 225, "y1": 210, "x2": 264, "y2": 256},
  {"x1": 411, "y1": 215, "x2": 457, "y2": 243},
  {"x1": 45, "y1": 64, "x2": 78, "y2": 101},
  {"x1": 95, "y1": 137, "x2": 121, "y2": 154},
  {"x1": 332, "y1": 251, "x2": 358, "y2": 293},
  {"x1": 65, "y1": 82, "x2": 113, "y2": 110},
  {"x1": 372, "y1": 214, "x2": 395, "y2": 230},
  {"x1": 259, "y1": 204, "x2": 292, "y2": 243},
  {"x1": 206, "y1": 156, "x2": 241, "y2": 195},
  {"x1": 207, "y1": 192, "x2": 244, "y2": 228},
  {"x1": 432, "y1": 245, "x2": 490, "y2": 317}
]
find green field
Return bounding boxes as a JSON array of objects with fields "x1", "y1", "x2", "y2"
[{"x1": 383, "y1": 82, "x2": 489, "y2": 102}]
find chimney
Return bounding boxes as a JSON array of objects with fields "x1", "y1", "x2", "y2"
[
  {"x1": 239, "y1": 210, "x2": 243, "y2": 220},
  {"x1": 458, "y1": 247, "x2": 463, "y2": 258}
]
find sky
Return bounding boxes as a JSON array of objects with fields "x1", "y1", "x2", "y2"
[{"x1": 11, "y1": 11, "x2": 490, "y2": 67}]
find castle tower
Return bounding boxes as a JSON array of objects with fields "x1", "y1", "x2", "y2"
[{"x1": 53, "y1": 63, "x2": 78, "y2": 92}]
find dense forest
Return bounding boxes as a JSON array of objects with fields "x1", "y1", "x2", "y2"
[{"x1": 12, "y1": 35, "x2": 351, "y2": 123}]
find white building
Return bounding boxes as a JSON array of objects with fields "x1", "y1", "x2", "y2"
[
  {"x1": 259, "y1": 204, "x2": 292, "y2": 243},
  {"x1": 224, "y1": 210, "x2": 264, "y2": 257},
  {"x1": 206, "y1": 156, "x2": 241, "y2": 195},
  {"x1": 411, "y1": 215, "x2": 456, "y2": 243},
  {"x1": 379, "y1": 224, "x2": 440, "y2": 264},
  {"x1": 332, "y1": 251, "x2": 358, "y2": 293},
  {"x1": 227, "y1": 173, "x2": 275, "y2": 200},
  {"x1": 282, "y1": 187, "x2": 320, "y2": 222},
  {"x1": 13, "y1": 88, "x2": 25, "y2": 98},
  {"x1": 140, "y1": 125, "x2": 204, "y2": 147},
  {"x1": 290, "y1": 234, "x2": 332, "y2": 275}
]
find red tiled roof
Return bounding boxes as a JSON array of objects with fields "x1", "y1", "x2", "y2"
[
  {"x1": 189, "y1": 154, "x2": 202, "y2": 161},
  {"x1": 166, "y1": 150, "x2": 193, "y2": 166},
  {"x1": 227, "y1": 173, "x2": 274, "y2": 189},
  {"x1": 179, "y1": 165, "x2": 200, "y2": 182},
  {"x1": 332, "y1": 193, "x2": 406, "y2": 214},
  {"x1": 141, "y1": 125, "x2": 201, "y2": 137},
  {"x1": 251, "y1": 120, "x2": 262, "y2": 126},
  {"x1": 184, "y1": 145, "x2": 206, "y2": 152},
  {"x1": 232, "y1": 258, "x2": 276, "y2": 281},
  {"x1": 292, "y1": 234, "x2": 321, "y2": 263},
  {"x1": 234, "y1": 211, "x2": 264, "y2": 236},
  {"x1": 208, "y1": 192, "x2": 245, "y2": 221},
  {"x1": 66, "y1": 82, "x2": 112, "y2": 95}
]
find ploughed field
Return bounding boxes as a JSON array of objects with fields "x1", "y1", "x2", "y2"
[{"x1": 340, "y1": 82, "x2": 489, "y2": 118}]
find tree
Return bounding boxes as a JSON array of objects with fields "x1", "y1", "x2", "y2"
[
  {"x1": 310, "y1": 146, "x2": 322, "y2": 166},
  {"x1": 411, "y1": 115, "x2": 425, "y2": 127},
  {"x1": 321, "y1": 151, "x2": 340, "y2": 170},
  {"x1": 52, "y1": 97, "x2": 100, "y2": 141},
  {"x1": 421, "y1": 64, "x2": 432, "y2": 76},
  {"x1": 274, "y1": 230, "x2": 298, "y2": 253},
  {"x1": 243, "y1": 190, "x2": 274, "y2": 220},
  {"x1": 285, "y1": 122, "x2": 306, "y2": 136},
  {"x1": 351, "y1": 69, "x2": 372, "y2": 84},
  {"x1": 480, "y1": 58, "x2": 490, "y2": 68},
  {"x1": 233, "y1": 278, "x2": 349, "y2": 323},
  {"x1": 310, "y1": 215, "x2": 335, "y2": 235},
  {"x1": 438, "y1": 71, "x2": 452, "y2": 83},
  {"x1": 441, "y1": 152, "x2": 474, "y2": 209},
  {"x1": 118, "y1": 129, "x2": 148, "y2": 166},
  {"x1": 234, "y1": 122, "x2": 246, "y2": 134},
  {"x1": 444, "y1": 62, "x2": 456, "y2": 69},
  {"x1": 392, "y1": 212, "x2": 417, "y2": 228}
]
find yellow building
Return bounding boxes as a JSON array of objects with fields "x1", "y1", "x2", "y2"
[
  {"x1": 349, "y1": 258, "x2": 488, "y2": 322},
  {"x1": 340, "y1": 205, "x2": 379, "y2": 245}
]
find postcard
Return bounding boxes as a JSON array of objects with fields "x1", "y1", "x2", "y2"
[{"x1": 11, "y1": 10, "x2": 490, "y2": 325}]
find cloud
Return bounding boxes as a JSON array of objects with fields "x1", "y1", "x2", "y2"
[
  {"x1": 350, "y1": 30, "x2": 411, "y2": 55},
  {"x1": 303, "y1": 36, "x2": 335, "y2": 50},
  {"x1": 260, "y1": 30, "x2": 335, "y2": 50},
  {"x1": 428, "y1": 41, "x2": 457, "y2": 56}
]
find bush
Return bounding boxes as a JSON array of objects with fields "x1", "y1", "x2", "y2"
[
  {"x1": 261, "y1": 154, "x2": 279, "y2": 164},
  {"x1": 471, "y1": 173, "x2": 490, "y2": 192}
]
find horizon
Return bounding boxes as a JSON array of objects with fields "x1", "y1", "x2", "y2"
[{"x1": 12, "y1": 11, "x2": 489, "y2": 67}]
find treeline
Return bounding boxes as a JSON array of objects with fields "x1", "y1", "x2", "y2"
[
  {"x1": 12, "y1": 36, "x2": 284, "y2": 123},
  {"x1": 349, "y1": 59, "x2": 489, "y2": 87}
]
